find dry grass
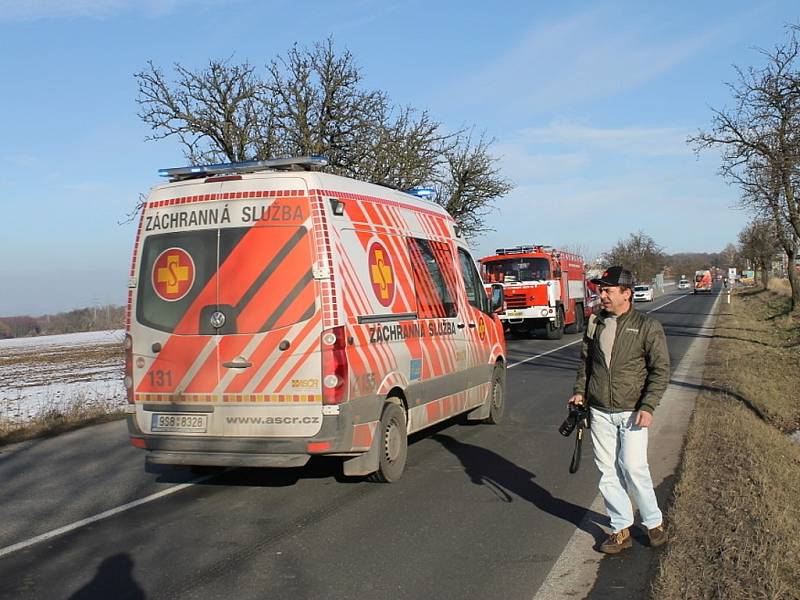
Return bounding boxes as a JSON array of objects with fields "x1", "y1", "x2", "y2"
[
  {"x1": 0, "y1": 333, "x2": 126, "y2": 446},
  {"x1": 0, "y1": 399, "x2": 125, "y2": 446},
  {"x1": 653, "y1": 283, "x2": 800, "y2": 600}
]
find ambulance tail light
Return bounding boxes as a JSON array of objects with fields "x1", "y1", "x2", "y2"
[
  {"x1": 321, "y1": 326, "x2": 348, "y2": 405},
  {"x1": 124, "y1": 334, "x2": 134, "y2": 404}
]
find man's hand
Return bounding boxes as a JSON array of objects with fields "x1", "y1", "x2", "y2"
[
  {"x1": 568, "y1": 394, "x2": 584, "y2": 406},
  {"x1": 635, "y1": 410, "x2": 653, "y2": 428}
]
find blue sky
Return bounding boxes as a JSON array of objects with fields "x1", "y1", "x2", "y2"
[{"x1": 0, "y1": 0, "x2": 797, "y2": 315}]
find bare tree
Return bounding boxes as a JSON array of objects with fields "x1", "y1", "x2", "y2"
[
  {"x1": 560, "y1": 243, "x2": 595, "y2": 263},
  {"x1": 719, "y1": 243, "x2": 741, "y2": 269},
  {"x1": 739, "y1": 218, "x2": 782, "y2": 286},
  {"x1": 134, "y1": 38, "x2": 513, "y2": 238},
  {"x1": 688, "y1": 24, "x2": 800, "y2": 307},
  {"x1": 263, "y1": 39, "x2": 387, "y2": 172},
  {"x1": 136, "y1": 58, "x2": 267, "y2": 164},
  {"x1": 354, "y1": 104, "x2": 451, "y2": 191},
  {"x1": 601, "y1": 231, "x2": 665, "y2": 283},
  {"x1": 433, "y1": 131, "x2": 513, "y2": 241}
]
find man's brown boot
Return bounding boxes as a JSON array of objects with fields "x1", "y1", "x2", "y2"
[
  {"x1": 648, "y1": 524, "x2": 667, "y2": 547},
  {"x1": 600, "y1": 528, "x2": 632, "y2": 554}
]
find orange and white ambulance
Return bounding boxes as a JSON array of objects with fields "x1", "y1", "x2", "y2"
[{"x1": 125, "y1": 156, "x2": 506, "y2": 481}]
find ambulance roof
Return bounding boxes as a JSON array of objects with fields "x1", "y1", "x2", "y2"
[{"x1": 151, "y1": 167, "x2": 451, "y2": 220}]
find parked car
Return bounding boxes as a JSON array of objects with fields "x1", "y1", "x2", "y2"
[
  {"x1": 677, "y1": 279, "x2": 691, "y2": 290},
  {"x1": 633, "y1": 284, "x2": 654, "y2": 302}
]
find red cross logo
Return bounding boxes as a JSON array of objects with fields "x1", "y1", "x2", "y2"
[
  {"x1": 368, "y1": 242, "x2": 395, "y2": 307},
  {"x1": 152, "y1": 248, "x2": 195, "y2": 302}
]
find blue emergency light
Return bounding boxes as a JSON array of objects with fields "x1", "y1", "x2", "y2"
[
  {"x1": 406, "y1": 187, "x2": 437, "y2": 200},
  {"x1": 158, "y1": 156, "x2": 329, "y2": 181}
]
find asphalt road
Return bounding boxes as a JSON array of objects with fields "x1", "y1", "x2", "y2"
[{"x1": 0, "y1": 287, "x2": 719, "y2": 600}]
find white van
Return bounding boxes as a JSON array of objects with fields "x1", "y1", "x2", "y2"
[{"x1": 125, "y1": 157, "x2": 506, "y2": 481}]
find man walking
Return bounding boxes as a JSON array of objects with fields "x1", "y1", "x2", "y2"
[{"x1": 569, "y1": 266, "x2": 669, "y2": 554}]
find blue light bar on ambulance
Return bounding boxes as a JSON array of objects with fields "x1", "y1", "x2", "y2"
[
  {"x1": 158, "y1": 155, "x2": 329, "y2": 181},
  {"x1": 406, "y1": 187, "x2": 437, "y2": 200}
]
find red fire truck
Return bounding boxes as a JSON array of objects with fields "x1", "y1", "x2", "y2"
[{"x1": 480, "y1": 245, "x2": 587, "y2": 339}]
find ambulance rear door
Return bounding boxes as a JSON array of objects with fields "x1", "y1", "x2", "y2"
[
  {"x1": 214, "y1": 176, "x2": 323, "y2": 438},
  {"x1": 132, "y1": 176, "x2": 324, "y2": 439}
]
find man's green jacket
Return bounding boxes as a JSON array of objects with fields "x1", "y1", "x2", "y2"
[{"x1": 573, "y1": 306, "x2": 670, "y2": 414}]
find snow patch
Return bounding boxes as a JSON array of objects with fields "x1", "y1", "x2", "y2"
[{"x1": 0, "y1": 330, "x2": 126, "y2": 423}]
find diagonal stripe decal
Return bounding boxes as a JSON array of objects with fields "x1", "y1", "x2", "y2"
[{"x1": 232, "y1": 226, "x2": 309, "y2": 314}]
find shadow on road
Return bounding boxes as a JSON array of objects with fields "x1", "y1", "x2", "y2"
[
  {"x1": 584, "y1": 474, "x2": 676, "y2": 600},
  {"x1": 432, "y1": 433, "x2": 606, "y2": 540},
  {"x1": 69, "y1": 553, "x2": 145, "y2": 600}
]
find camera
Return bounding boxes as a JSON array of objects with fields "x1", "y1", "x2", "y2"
[{"x1": 559, "y1": 404, "x2": 589, "y2": 436}]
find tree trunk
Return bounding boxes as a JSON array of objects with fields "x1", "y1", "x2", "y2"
[{"x1": 786, "y1": 248, "x2": 800, "y2": 312}]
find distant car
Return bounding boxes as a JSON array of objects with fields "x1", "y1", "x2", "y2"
[
  {"x1": 633, "y1": 285, "x2": 654, "y2": 302},
  {"x1": 677, "y1": 279, "x2": 691, "y2": 290}
]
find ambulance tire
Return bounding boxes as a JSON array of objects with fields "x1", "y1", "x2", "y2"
[
  {"x1": 483, "y1": 365, "x2": 505, "y2": 425},
  {"x1": 368, "y1": 402, "x2": 408, "y2": 483},
  {"x1": 545, "y1": 307, "x2": 565, "y2": 340}
]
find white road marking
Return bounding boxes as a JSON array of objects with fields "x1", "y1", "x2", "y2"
[
  {"x1": 0, "y1": 474, "x2": 215, "y2": 559},
  {"x1": 645, "y1": 292, "x2": 695, "y2": 314},
  {"x1": 508, "y1": 340, "x2": 581, "y2": 369}
]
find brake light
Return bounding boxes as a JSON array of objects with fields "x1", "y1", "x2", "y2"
[
  {"x1": 124, "y1": 333, "x2": 134, "y2": 404},
  {"x1": 321, "y1": 326, "x2": 348, "y2": 405}
]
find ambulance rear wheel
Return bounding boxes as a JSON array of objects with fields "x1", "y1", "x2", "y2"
[
  {"x1": 483, "y1": 366, "x2": 505, "y2": 425},
  {"x1": 369, "y1": 402, "x2": 408, "y2": 483}
]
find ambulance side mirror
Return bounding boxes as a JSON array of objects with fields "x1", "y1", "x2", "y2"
[{"x1": 490, "y1": 284, "x2": 504, "y2": 313}]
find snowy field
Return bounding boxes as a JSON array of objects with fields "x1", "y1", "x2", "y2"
[{"x1": 0, "y1": 329, "x2": 126, "y2": 423}]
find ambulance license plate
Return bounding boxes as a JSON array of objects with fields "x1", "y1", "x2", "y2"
[
  {"x1": 151, "y1": 413, "x2": 208, "y2": 433},
  {"x1": 506, "y1": 310, "x2": 524, "y2": 317}
]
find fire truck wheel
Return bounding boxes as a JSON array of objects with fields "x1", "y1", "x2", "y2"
[
  {"x1": 369, "y1": 402, "x2": 408, "y2": 483},
  {"x1": 483, "y1": 365, "x2": 505, "y2": 424},
  {"x1": 545, "y1": 307, "x2": 565, "y2": 340},
  {"x1": 565, "y1": 304, "x2": 583, "y2": 334}
]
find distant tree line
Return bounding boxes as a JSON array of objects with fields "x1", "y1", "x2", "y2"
[
  {"x1": 596, "y1": 230, "x2": 763, "y2": 284},
  {"x1": 0, "y1": 305, "x2": 125, "y2": 339}
]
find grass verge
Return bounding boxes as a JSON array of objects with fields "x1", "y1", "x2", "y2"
[
  {"x1": 653, "y1": 283, "x2": 800, "y2": 599},
  {"x1": 0, "y1": 401, "x2": 125, "y2": 447}
]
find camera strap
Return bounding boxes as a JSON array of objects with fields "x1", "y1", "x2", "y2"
[{"x1": 569, "y1": 427, "x2": 584, "y2": 474}]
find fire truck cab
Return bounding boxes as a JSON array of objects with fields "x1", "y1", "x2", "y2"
[
  {"x1": 479, "y1": 245, "x2": 587, "y2": 339},
  {"x1": 124, "y1": 156, "x2": 507, "y2": 482}
]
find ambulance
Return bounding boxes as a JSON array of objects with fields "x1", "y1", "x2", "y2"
[{"x1": 125, "y1": 156, "x2": 506, "y2": 482}]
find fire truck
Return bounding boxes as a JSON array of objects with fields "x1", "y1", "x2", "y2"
[{"x1": 480, "y1": 245, "x2": 587, "y2": 339}]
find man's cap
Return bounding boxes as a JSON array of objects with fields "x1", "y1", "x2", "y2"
[{"x1": 590, "y1": 266, "x2": 635, "y2": 287}]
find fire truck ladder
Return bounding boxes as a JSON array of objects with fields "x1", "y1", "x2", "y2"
[{"x1": 158, "y1": 156, "x2": 329, "y2": 182}]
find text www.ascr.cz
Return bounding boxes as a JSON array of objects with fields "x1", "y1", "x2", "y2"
[{"x1": 225, "y1": 416, "x2": 321, "y2": 425}]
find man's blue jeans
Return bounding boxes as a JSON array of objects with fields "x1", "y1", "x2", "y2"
[{"x1": 590, "y1": 408, "x2": 663, "y2": 532}]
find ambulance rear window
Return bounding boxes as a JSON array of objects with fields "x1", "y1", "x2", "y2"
[
  {"x1": 136, "y1": 225, "x2": 316, "y2": 335},
  {"x1": 136, "y1": 229, "x2": 246, "y2": 333}
]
